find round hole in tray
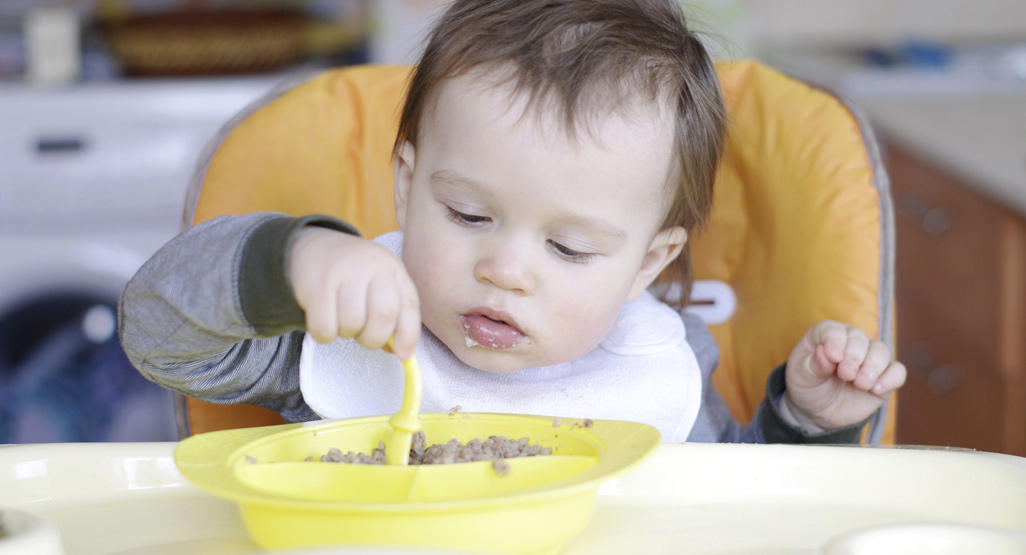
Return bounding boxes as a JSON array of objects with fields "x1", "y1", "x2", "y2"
[{"x1": 0, "y1": 508, "x2": 64, "y2": 555}]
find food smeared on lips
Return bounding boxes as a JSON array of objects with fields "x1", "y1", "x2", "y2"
[{"x1": 461, "y1": 311, "x2": 527, "y2": 350}]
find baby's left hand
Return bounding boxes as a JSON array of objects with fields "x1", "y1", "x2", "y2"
[{"x1": 784, "y1": 320, "x2": 906, "y2": 431}]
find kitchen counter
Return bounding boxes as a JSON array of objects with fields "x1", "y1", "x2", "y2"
[
  {"x1": 856, "y1": 95, "x2": 1026, "y2": 217},
  {"x1": 765, "y1": 48, "x2": 1026, "y2": 217}
]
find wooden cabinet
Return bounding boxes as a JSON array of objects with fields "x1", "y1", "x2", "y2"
[{"x1": 886, "y1": 142, "x2": 1026, "y2": 457}]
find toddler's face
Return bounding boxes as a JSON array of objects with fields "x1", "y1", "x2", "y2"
[{"x1": 395, "y1": 71, "x2": 682, "y2": 372}]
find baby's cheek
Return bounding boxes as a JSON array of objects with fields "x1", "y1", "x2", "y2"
[
  {"x1": 550, "y1": 298, "x2": 619, "y2": 356},
  {"x1": 403, "y1": 241, "x2": 448, "y2": 288}
]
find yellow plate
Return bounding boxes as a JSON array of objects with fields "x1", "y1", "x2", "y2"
[{"x1": 174, "y1": 412, "x2": 660, "y2": 554}]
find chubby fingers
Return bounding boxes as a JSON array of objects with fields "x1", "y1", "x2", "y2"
[
  {"x1": 804, "y1": 322, "x2": 898, "y2": 388},
  {"x1": 803, "y1": 320, "x2": 848, "y2": 377},
  {"x1": 303, "y1": 275, "x2": 342, "y2": 344},
  {"x1": 354, "y1": 271, "x2": 420, "y2": 360},
  {"x1": 291, "y1": 230, "x2": 421, "y2": 358},
  {"x1": 827, "y1": 330, "x2": 907, "y2": 398},
  {"x1": 836, "y1": 326, "x2": 871, "y2": 382},
  {"x1": 849, "y1": 340, "x2": 906, "y2": 397},
  {"x1": 850, "y1": 339, "x2": 890, "y2": 390},
  {"x1": 869, "y1": 359, "x2": 907, "y2": 396},
  {"x1": 353, "y1": 274, "x2": 399, "y2": 351},
  {"x1": 304, "y1": 310, "x2": 337, "y2": 344},
  {"x1": 390, "y1": 271, "x2": 421, "y2": 361},
  {"x1": 329, "y1": 270, "x2": 419, "y2": 360}
]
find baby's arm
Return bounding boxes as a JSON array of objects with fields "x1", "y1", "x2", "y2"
[
  {"x1": 685, "y1": 313, "x2": 880, "y2": 444},
  {"x1": 118, "y1": 212, "x2": 357, "y2": 421}
]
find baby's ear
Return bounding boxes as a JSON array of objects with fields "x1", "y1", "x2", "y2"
[
  {"x1": 393, "y1": 141, "x2": 416, "y2": 229},
  {"x1": 627, "y1": 226, "x2": 687, "y2": 300}
]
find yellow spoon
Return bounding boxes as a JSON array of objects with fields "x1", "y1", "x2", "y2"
[{"x1": 385, "y1": 344, "x2": 422, "y2": 465}]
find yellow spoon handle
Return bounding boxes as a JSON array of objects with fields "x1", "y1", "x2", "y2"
[
  {"x1": 386, "y1": 350, "x2": 422, "y2": 465},
  {"x1": 390, "y1": 354, "x2": 422, "y2": 432}
]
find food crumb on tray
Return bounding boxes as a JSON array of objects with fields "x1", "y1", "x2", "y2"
[
  {"x1": 314, "y1": 431, "x2": 552, "y2": 474},
  {"x1": 554, "y1": 418, "x2": 593, "y2": 429},
  {"x1": 491, "y1": 458, "x2": 511, "y2": 476}
]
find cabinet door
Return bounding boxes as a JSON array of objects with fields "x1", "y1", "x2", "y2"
[
  {"x1": 897, "y1": 303, "x2": 1006, "y2": 453},
  {"x1": 886, "y1": 143, "x2": 1026, "y2": 456}
]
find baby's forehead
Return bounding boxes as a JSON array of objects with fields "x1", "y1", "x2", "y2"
[
  {"x1": 425, "y1": 66, "x2": 675, "y2": 148},
  {"x1": 420, "y1": 68, "x2": 679, "y2": 208}
]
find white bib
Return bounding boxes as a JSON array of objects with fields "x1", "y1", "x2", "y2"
[{"x1": 299, "y1": 231, "x2": 702, "y2": 442}]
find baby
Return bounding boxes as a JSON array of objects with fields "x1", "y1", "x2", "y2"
[{"x1": 120, "y1": 0, "x2": 905, "y2": 443}]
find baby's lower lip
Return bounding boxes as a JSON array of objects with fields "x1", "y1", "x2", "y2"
[{"x1": 461, "y1": 314, "x2": 525, "y2": 350}]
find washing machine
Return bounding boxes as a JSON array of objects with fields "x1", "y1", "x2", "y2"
[{"x1": 0, "y1": 77, "x2": 278, "y2": 443}]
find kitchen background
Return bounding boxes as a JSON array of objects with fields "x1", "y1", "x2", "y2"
[{"x1": 1, "y1": 0, "x2": 1024, "y2": 456}]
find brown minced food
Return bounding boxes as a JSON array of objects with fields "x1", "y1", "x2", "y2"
[{"x1": 315, "y1": 431, "x2": 551, "y2": 475}]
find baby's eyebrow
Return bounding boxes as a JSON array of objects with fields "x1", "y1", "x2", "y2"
[
  {"x1": 429, "y1": 170, "x2": 486, "y2": 193},
  {"x1": 558, "y1": 213, "x2": 627, "y2": 242}
]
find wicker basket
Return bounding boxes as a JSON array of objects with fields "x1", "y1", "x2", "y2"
[{"x1": 103, "y1": 9, "x2": 306, "y2": 76}]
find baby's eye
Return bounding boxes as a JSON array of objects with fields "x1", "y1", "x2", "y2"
[
  {"x1": 548, "y1": 240, "x2": 596, "y2": 263},
  {"x1": 446, "y1": 206, "x2": 490, "y2": 225}
]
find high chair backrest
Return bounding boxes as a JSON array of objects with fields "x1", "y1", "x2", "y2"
[{"x1": 180, "y1": 61, "x2": 896, "y2": 443}]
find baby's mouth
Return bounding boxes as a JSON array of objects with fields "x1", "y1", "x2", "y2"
[{"x1": 461, "y1": 312, "x2": 527, "y2": 350}]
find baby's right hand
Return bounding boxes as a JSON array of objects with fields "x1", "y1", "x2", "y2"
[{"x1": 288, "y1": 227, "x2": 420, "y2": 360}]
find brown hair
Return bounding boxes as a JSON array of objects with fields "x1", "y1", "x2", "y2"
[{"x1": 394, "y1": 0, "x2": 727, "y2": 310}]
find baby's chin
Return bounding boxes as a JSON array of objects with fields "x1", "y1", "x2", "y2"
[
  {"x1": 447, "y1": 342, "x2": 534, "y2": 374},
  {"x1": 425, "y1": 320, "x2": 601, "y2": 373},
  {"x1": 439, "y1": 334, "x2": 594, "y2": 374}
]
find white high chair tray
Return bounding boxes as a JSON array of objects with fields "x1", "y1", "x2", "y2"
[{"x1": 2, "y1": 441, "x2": 1025, "y2": 554}]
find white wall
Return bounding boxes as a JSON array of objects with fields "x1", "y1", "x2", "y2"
[
  {"x1": 368, "y1": 0, "x2": 449, "y2": 65},
  {"x1": 746, "y1": 0, "x2": 1026, "y2": 47},
  {"x1": 367, "y1": 0, "x2": 1026, "y2": 65}
]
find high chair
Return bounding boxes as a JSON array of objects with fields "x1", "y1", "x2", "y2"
[{"x1": 176, "y1": 61, "x2": 897, "y2": 444}]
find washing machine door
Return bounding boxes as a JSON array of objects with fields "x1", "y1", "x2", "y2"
[
  {"x1": 0, "y1": 80, "x2": 279, "y2": 443},
  {"x1": 0, "y1": 226, "x2": 183, "y2": 446},
  {"x1": 0, "y1": 290, "x2": 178, "y2": 443}
]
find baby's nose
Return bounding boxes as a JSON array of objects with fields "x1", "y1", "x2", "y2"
[{"x1": 473, "y1": 244, "x2": 535, "y2": 295}]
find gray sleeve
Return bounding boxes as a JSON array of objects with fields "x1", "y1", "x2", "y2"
[
  {"x1": 683, "y1": 311, "x2": 764, "y2": 443},
  {"x1": 117, "y1": 212, "x2": 357, "y2": 422},
  {"x1": 684, "y1": 312, "x2": 865, "y2": 444}
]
